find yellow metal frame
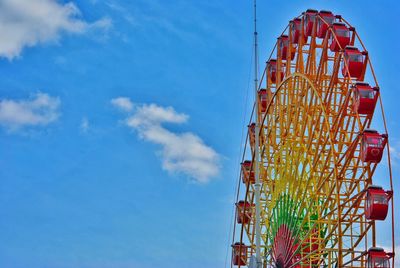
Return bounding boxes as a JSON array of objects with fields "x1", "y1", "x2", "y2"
[{"x1": 232, "y1": 11, "x2": 395, "y2": 268}]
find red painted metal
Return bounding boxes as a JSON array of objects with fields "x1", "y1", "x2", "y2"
[
  {"x1": 258, "y1": 89, "x2": 267, "y2": 113},
  {"x1": 248, "y1": 123, "x2": 256, "y2": 151},
  {"x1": 267, "y1": 59, "x2": 284, "y2": 84},
  {"x1": 352, "y1": 82, "x2": 379, "y2": 115},
  {"x1": 360, "y1": 129, "x2": 388, "y2": 163},
  {"x1": 342, "y1": 46, "x2": 366, "y2": 79},
  {"x1": 273, "y1": 225, "x2": 300, "y2": 268},
  {"x1": 278, "y1": 35, "x2": 296, "y2": 61},
  {"x1": 367, "y1": 247, "x2": 392, "y2": 268},
  {"x1": 304, "y1": 9, "x2": 318, "y2": 37},
  {"x1": 236, "y1": 200, "x2": 254, "y2": 224},
  {"x1": 241, "y1": 160, "x2": 255, "y2": 184},
  {"x1": 232, "y1": 242, "x2": 248, "y2": 266},
  {"x1": 291, "y1": 18, "x2": 306, "y2": 44},
  {"x1": 365, "y1": 186, "x2": 392, "y2": 220},
  {"x1": 317, "y1": 10, "x2": 335, "y2": 38},
  {"x1": 329, "y1": 22, "x2": 350, "y2": 52}
]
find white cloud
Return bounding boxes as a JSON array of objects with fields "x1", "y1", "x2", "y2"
[
  {"x1": 0, "y1": 92, "x2": 60, "y2": 130},
  {"x1": 126, "y1": 103, "x2": 188, "y2": 127},
  {"x1": 80, "y1": 117, "x2": 90, "y2": 133},
  {"x1": 388, "y1": 143, "x2": 400, "y2": 167},
  {"x1": 90, "y1": 17, "x2": 113, "y2": 31},
  {"x1": 113, "y1": 98, "x2": 220, "y2": 183},
  {"x1": 111, "y1": 97, "x2": 134, "y2": 112},
  {"x1": 0, "y1": 0, "x2": 111, "y2": 59},
  {"x1": 105, "y1": 1, "x2": 137, "y2": 26}
]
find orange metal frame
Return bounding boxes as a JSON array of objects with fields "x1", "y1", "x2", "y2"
[{"x1": 231, "y1": 11, "x2": 395, "y2": 268}]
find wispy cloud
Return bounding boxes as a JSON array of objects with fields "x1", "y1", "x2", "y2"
[
  {"x1": 110, "y1": 97, "x2": 133, "y2": 112},
  {"x1": 0, "y1": 0, "x2": 112, "y2": 59},
  {"x1": 80, "y1": 117, "x2": 90, "y2": 133},
  {"x1": 90, "y1": 17, "x2": 113, "y2": 32},
  {"x1": 0, "y1": 92, "x2": 60, "y2": 130},
  {"x1": 105, "y1": 1, "x2": 137, "y2": 26},
  {"x1": 104, "y1": 0, "x2": 207, "y2": 42},
  {"x1": 389, "y1": 143, "x2": 400, "y2": 166},
  {"x1": 111, "y1": 98, "x2": 220, "y2": 183}
]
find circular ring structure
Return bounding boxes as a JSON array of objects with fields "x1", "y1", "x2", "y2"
[{"x1": 232, "y1": 9, "x2": 395, "y2": 268}]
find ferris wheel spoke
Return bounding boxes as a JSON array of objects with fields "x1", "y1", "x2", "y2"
[{"x1": 232, "y1": 9, "x2": 394, "y2": 268}]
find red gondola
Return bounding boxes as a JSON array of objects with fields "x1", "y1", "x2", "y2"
[
  {"x1": 360, "y1": 129, "x2": 387, "y2": 163},
  {"x1": 232, "y1": 242, "x2": 248, "y2": 266},
  {"x1": 248, "y1": 123, "x2": 256, "y2": 150},
  {"x1": 241, "y1": 160, "x2": 255, "y2": 184},
  {"x1": 258, "y1": 88, "x2": 274, "y2": 114},
  {"x1": 317, "y1": 10, "x2": 335, "y2": 38},
  {"x1": 258, "y1": 89, "x2": 267, "y2": 113},
  {"x1": 329, "y1": 22, "x2": 350, "y2": 52},
  {"x1": 236, "y1": 200, "x2": 254, "y2": 224},
  {"x1": 278, "y1": 35, "x2": 295, "y2": 60},
  {"x1": 267, "y1": 59, "x2": 284, "y2": 84},
  {"x1": 365, "y1": 186, "x2": 392, "y2": 220},
  {"x1": 248, "y1": 123, "x2": 265, "y2": 150},
  {"x1": 290, "y1": 18, "x2": 306, "y2": 44},
  {"x1": 303, "y1": 9, "x2": 318, "y2": 37},
  {"x1": 367, "y1": 247, "x2": 392, "y2": 268},
  {"x1": 342, "y1": 46, "x2": 366, "y2": 79},
  {"x1": 352, "y1": 82, "x2": 379, "y2": 115}
]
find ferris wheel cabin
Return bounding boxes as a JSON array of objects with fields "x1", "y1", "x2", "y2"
[
  {"x1": 267, "y1": 59, "x2": 284, "y2": 83},
  {"x1": 360, "y1": 129, "x2": 388, "y2": 163},
  {"x1": 241, "y1": 160, "x2": 255, "y2": 184},
  {"x1": 236, "y1": 200, "x2": 254, "y2": 224},
  {"x1": 232, "y1": 8, "x2": 395, "y2": 268},
  {"x1": 258, "y1": 89, "x2": 267, "y2": 113},
  {"x1": 342, "y1": 46, "x2": 367, "y2": 79},
  {"x1": 329, "y1": 22, "x2": 351, "y2": 52},
  {"x1": 232, "y1": 242, "x2": 248, "y2": 266},
  {"x1": 303, "y1": 9, "x2": 318, "y2": 36},
  {"x1": 278, "y1": 35, "x2": 295, "y2": 60},
  {"x1": 317, "y1": 10, "x2": 335, "y2": 38},
  {"x1": 365, "y1": 186, "x2": 392, "y2": 221},
  {"x1": 248, "y1": 123, "x2": 256, "y2": 150},
  {"x1": 352, "y1": 82, "x2": 379, "y2": 115},
  {"x1": 367, "y1": 247, "x2": 393, "y2": 268},
  {"x1": 258, "y1": 88, "x2": 273, "y2": 114},
  {"x1": 290, "y1": 18, "x2": 305, "y2": 44}
]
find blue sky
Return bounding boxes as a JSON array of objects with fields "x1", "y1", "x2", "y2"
[{"x1": 0, "y1": 0, "x2": 399, "y2": 267}]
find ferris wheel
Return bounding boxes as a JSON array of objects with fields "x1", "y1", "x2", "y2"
[{"x1": 231, "y1": 8, "x2": 395, "y2": 268}]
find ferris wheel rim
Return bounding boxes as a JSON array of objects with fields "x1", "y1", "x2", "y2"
[{"x1": 231, "y1": 9, "x2": 395, "y2": 268}]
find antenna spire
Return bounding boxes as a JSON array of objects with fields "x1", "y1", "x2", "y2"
[{"x1": 253, "y1": 0, "x2": 262, "y2": 267}]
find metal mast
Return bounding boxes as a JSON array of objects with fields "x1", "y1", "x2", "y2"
[{"x1": 253, "y1": 0, "x2": 262, "y2": 267}]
